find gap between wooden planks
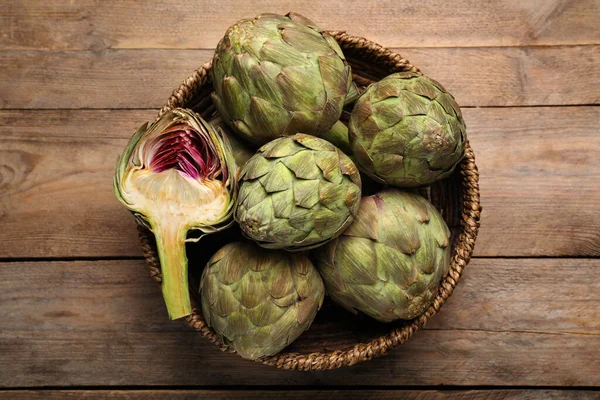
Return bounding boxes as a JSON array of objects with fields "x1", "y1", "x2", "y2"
[
  {"x1": 1, "y1": 106, "x2": 599, "y2": 258},
  {"x1": 1, "y1": 0, "x2": 599, "y2": 50},
  {"x1": 0, "y1": 45, "x2": 598, "y2": 109},
  {"x1": 0, "y1": 258, "x2": 598, "y2": 387},
  {"x1": 1, "y1": 389, "x2": 599, "y2": 399}
]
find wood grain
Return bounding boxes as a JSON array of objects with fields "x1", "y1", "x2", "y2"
[
  {"x1": 1, "y1": 326, "x2": 597, "y2": 387},
  {"x1": 3, "y1": 390, "x2": 599, "y2": 399},
  {"x1": 0, "y1": 110, "x2": 157, "y2": 258},
  {"x1": 0, "y1": 259, "x2": 598, "y2": 387},
  {"x1": 1, "y1": 0, "x2": 599, "y2": 50},
  {"x1": 2, "y1": 106, "x2": 599, "y2": 258},
  {"x1": 0, "y1": 46, "x2": 598, "y2": 110},
  {"x1": 1, "y1": 0, "x2": 598, "y2": 394},
  {"x1": 466, "y1": 106, "x2": 600, "y2": 257},
  {"x1": 0, "y1": 258, "x2": 596, "y2": 334}
]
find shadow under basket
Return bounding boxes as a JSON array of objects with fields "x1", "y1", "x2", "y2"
[{"x1": 137, "y1": 31, "x2": 482, "y2": 371}]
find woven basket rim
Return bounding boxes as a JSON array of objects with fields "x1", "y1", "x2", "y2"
[{"x1": 138, "y1": 31, "x2": 482, "y2": 371}]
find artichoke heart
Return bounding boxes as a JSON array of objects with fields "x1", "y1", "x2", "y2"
[{"x1": 114, "y1": 108, "x2": 237, "y2": 320}]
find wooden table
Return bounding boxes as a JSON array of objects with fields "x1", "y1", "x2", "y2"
[{"x1": 1, "y1": 1, "x2": 599, "y2": 398}]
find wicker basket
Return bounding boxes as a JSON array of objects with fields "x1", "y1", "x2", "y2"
[{"x1": 138, "y1": 31, "x2": 482, "y2": 370}]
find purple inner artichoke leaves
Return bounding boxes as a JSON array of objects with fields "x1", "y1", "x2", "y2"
[{"x1": 114, "y1": 108, "x2": 237, "y2": 320}]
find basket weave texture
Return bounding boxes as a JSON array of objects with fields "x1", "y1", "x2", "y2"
[{"x1": 138, "y1": 31, "x2": 482, "y2": 370}]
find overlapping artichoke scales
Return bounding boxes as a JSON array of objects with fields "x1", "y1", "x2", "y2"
[
  {"x1": 349, "y1": 71, "x2": 467, "y2": 187},
  {"x1": 209, "y1": 115, "x2": 256, "y2": 169},
  {"x1": 313, "y1": 189, "x2": 451, "y2": 322},
  {"x1": 235, "y1": 134, "x2": 362, "y2": 251},
  {"x1": 212, "y1": 12, "x2": 353, "y2": 145},
  {"x1": 200, "y1": 242, "x2": 325, "y2": 360}
]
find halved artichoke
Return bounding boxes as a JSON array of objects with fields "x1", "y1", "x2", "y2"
[{"x1": 114, "y1": 108, "x2": 237, "y2": 319}]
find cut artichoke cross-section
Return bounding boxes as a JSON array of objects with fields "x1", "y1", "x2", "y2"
[{"x1": 114, "y1": 109, "x2": 237, "y2": 320}]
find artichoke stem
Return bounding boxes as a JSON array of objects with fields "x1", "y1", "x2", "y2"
[{"x1": 153, "y1": 220, "x2": 191, "y2": 320}]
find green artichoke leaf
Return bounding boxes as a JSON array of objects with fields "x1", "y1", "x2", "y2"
[
  {"x1": 260, "y1": 161, "x2": 295, "y2": 192},
  {"x1": 248, "y1": 60, "x2": 284, "y2": 105},
  {"x1": 221, "y1": 76, "x2": 252, "y2": 121},
  {"x1": 319, "y1": 120, "x2": 352, "y2": 155},
  {"x1": 281, "y1": 151, "x2": 321, "y2": 180},
  {"x1": 260, "y1": 39, "x2": 313, "y2": 67},
  {"x1": 241, "y1": 153, "x2": 271, "y2": 180},
  {"x1": 247, "y1": 96, "x2": 291, "y2": 142},
  {"x1": 209, "y1": 116, "x2": 256, "y2": 170},
  {"x1": 318, "y1": 180, "x2": 348, "y2": 209},
  {"x1": 278, "y1": 66, "x2": 327, "y2": 112},
  {"x1": 344, "y1": 80, "x2": 360, "y2": 106},
  {"x1": 270, "y1": 190, "x2": 294, "y2": 218},
  {"x1": 212, "y1": 287, "x2": 242, "y2": 317},
  {"x1": 281, "y1": 25, "x2": 333, "y2": 54},
  {"x1": 319, "y1": 55, "x2": 350, "y2": 98},
  {"x1": 336, "y1": 237, "x2": 379, "y2": 285},
  {"x1": 237, "y1": 178, "x2": 267, "y2": 208},
  {"x1": 285, "y1": 110, "x2": 320, "y2": 134}
]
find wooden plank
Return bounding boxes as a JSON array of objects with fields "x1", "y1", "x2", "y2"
[
  {"x1": 3, "y1": 390, "x2": 599, "y2": 399},
  {"x1": 1, "y1": 328, "x2": 597, "y2": 387},
  {"x1": 427, "y1": 258, "x2": 600, "y2": 333},
  {"x1": 0, "y1": 259, "x2": 598, "y2": 387},
  {"x1": 1, "y1": 0, "x2": 599, "y2": 50},
  {"x1": 0, "y1": 110, "x2": 157, "y2": 258},
  {"x1": 466, "y1": 106, "x2": 600, "y2": 257},
  {"x1": 2, "y1": 106, "x2": 599, "y2": 258},
  {"x1": 1, "y1": 259, "x2": 596, "y2": 334},
  {"x1": 0, "y1": 46, "x2": 599, "y2": 109},
  {"x1": 0, "y1": 50, "x2": 210, "y2": 110}
]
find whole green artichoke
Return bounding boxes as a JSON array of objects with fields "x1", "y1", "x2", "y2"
[
  {"x1": 235, "y1": 134, "x2": 362, "y2": 250},
  {"x1": 349, "y1": 72, "x2": 466, "y2": 187},
  {"x1": 200, "y1": 242, "x2": 325, "y2": 360},
  {"x1": 211, "y1": 12, "x2": 354, "y2": 145},
  {"x1": 312, "y1": 189, "x2": 451, "y2": 322}
]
